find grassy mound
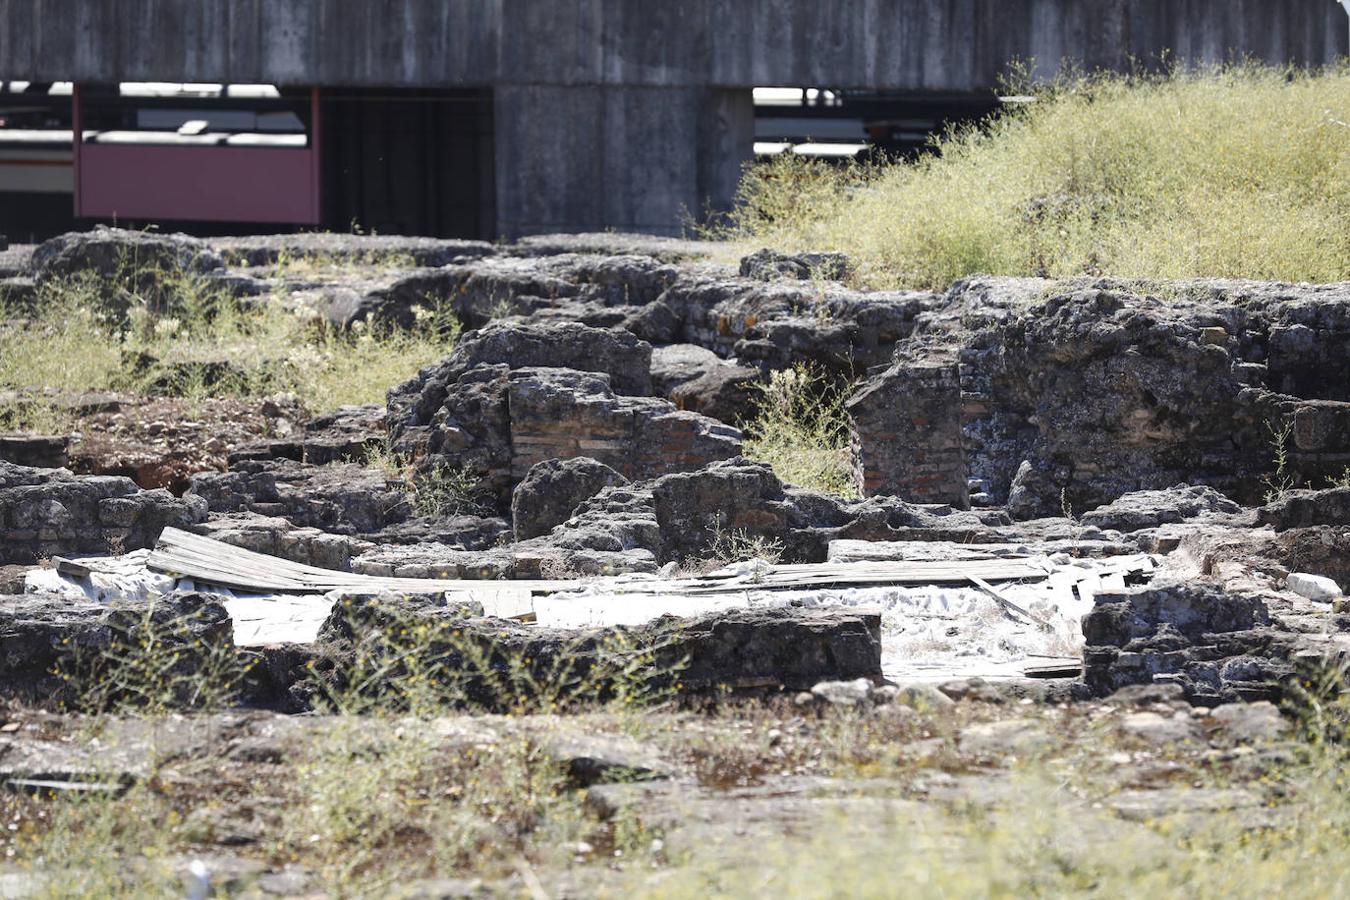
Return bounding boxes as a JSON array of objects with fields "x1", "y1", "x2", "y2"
[{"x1": 726, "y1": 66, "x2": 1350, "y2": 290}]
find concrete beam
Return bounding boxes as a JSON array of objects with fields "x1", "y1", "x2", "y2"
[{"x1": 2, "y1": 0, "x2": 1344, "y2": 88}]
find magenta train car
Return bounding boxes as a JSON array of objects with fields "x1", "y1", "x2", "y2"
[{"x1": 71, "y1": 84, "x2": 319, "y2": 225}]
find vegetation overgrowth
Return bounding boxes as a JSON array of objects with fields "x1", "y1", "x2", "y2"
[
  {"x1": 0, "y1": 259, "x2": 456, "y2": 432},
  {"x1": 742, "y1": 364, "x2": 858, "y2": 497},
  {"x1": 17, "y1": 588, "x2": 1350, "y2": 896},
  {"x1": 723, "y1": 65, "x2": 1350, "y2": 290}
]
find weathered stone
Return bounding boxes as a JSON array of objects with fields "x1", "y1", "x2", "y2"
[
  {"x1": 194, "y1": 513, "x2": 371, "y2": 571},
  {"x1": 891, "y1": 683, "x2": 957, "y2": 711},
  {"x1": 534, "y1": 457, "x2": 999, "y2": 565},
  {"x1": 1103, "y1": 683, "x2": 1189, "y2": 708},
  {"x1": 212, "y1": 232, "x2": 496, "y2": 268},
  {"x1": 1117, "y1": 711, "x2": 1201, "y2": 745},
  {"x1": 1078, "y1": 580, "x2": 1305, "y2": 702},
  {"x1": 1285, "y1": 572, "x2": 1342, "y2": 603},
  {"x1": 0, "y1": 592, "x2": 232, "y2": 705},
  {"x1": 809, "y1": 678, "x2": 875, "y2": 706},
  {"x1": 31, "y1": 227, "x2": 224, "y2": 316},
  {"x1": 442, "y1": 321, "x2": 654, "y2": 396},
  {"x1": 350, "y1": 539, "x2": 657, "y2": 581},
  {"x1": 0, "y1": 461, "x2": 206, "y2": 564},
  {"x1": 1080, "y1": 484, "x2": 1243, "y2": 532},
  {"x1": 0, "y1": 432, "x2": 70, "y2": 469},
  {"x1": 883, "y1": 276, "x2": 1350, "y2": 516},
  {"x1": 1258, "y1": 487, "x2": 1350, "y2": 531},
  {"x1": 509, "y1": 233, "x2": 711, "y2": 263},
  {"x1": 650, "y1": 344, "x2": 762, "y2": 425},
  {"x1": 957, "y1": 719, "x2": 1052, "y2": 757},
  {"x1": 652, "y1": 274, "x2": 935, "y2": 374},
  {"x1": 739, "y1": 248, "x2": 852, "y2": 283},
  {"x1": 390, "y1": 363, "x2": 741, "y2": 507},
  {"x1": 310, "y1": 597, "x2": 882, "y2": 706},
  {"x1": 1082, "y1": 581, "x2": 1270, "y2": 648},
  {"x1": 297, "y1": 404, "x2": 387, "y2": 465},
  {"x1": 1208, "y1": 701, "x2": 1289, "y2": 743},
  {"x1": 512, "y1": 457, "x2": 628, "y2": 540},
  {"x1": 188, "y1": 460, "x2": 410, "y2": 536}
]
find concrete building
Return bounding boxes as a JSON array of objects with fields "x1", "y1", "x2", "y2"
[{"x1": 1, "y1": 0, "x2": 1346, "y2": 240}]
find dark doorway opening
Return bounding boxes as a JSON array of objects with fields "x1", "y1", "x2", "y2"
[{"x1": 320, "y1": 88, "x2": 494, "y2": 240}]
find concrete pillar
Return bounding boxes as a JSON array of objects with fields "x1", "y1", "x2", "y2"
[
  {"x1": 494, "y1": 84, "x2": 752, "y2": 238},
  {"x1": 697, "y1": 87, "x2": 755, "y2": 224}
]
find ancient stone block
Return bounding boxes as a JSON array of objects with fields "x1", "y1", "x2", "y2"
[{"x1": 847, "y1": 362, "x2": 969, "y2": 508}]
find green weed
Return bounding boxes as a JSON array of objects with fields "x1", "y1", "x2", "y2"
[
  {"x1": 742, "y1": 363, "x2": 858, "y2": 497},
  {"x1": 725, "y1": 66, "x2": 1350, "y2": 290}
]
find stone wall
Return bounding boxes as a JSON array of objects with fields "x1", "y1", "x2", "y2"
[
  {"x1": 853, "y1": 277, "x2": 1350, "y2": 519},
  {"x1": 507, "y1": 369, "x2": 743, "y2": 484},
  {"x1": 0, "y1": 462, "x2": 207, "y2": 564},
  {"x1": 847, "y1": 362, "x2": 969, "y2": 508}
]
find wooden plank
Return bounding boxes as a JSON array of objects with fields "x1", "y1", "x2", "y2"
[
  {"x1": 148, "y1": 528, "x2": 1065, "y2": 607},
  {"x1": 52, "y1": 557, "x2": 93, "y2": 579},
  {"x1": 969, "y1": 576, "x2": 1053, "y2": 630}
]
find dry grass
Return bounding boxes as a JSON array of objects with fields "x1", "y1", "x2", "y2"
[
  {"x1": 742, "y1": 364, "x2": 858, "y2": 497},
  {"x1": 725, "y1": 66, "x2": 1350, "y2": 290},
  {"x1": 8, "y1": 683, "x2": 1350, "y2": 897},
  {"x1": 0, "y1": 264, "x2": 455, "y2": 431}
]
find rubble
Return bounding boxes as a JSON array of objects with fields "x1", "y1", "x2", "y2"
[
  {"x1": 0, "y1": 461, "x2": 206, "y2": 564},
  {"x1": 6, "y1": 228, "x2": 1350, "y2": 726},
  {"x1": 511, "y1": 457, "x2": 629, "y2": 540}
]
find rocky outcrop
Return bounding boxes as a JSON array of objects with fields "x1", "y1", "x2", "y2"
[
  {"x1": 0, "y1": 461, "x2": 207, "y2": 564},
  {"x1": 1080, "y1": 485, "x2": 1245, "y2": 532},
  {"x1": 511, "y1": 457, "x2": 628, "y2": 541},
  {"x1": 307, "y1": 595, "x2": 882, "y2": 709},
  {"x1": 1257, "y1": 486, "x2": 1350, "y2": 531},
  {"x1": 0, "y1": 591, "x2": 232, "y2": 706}
]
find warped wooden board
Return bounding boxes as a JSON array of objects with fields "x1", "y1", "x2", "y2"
[
  {"x1": 148, "y1": 529, "x2": 1071, "y2": 608},
  {"x1": 148, "y1": 528, "x2": 569, "y2": 602}
]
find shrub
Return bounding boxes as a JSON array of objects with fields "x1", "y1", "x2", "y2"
[
  {"x1": 743, "y1": 364, "x2": 858, "y2": 497},
  {"x1": 726, "y1": 66, "x2": 1350, "y2": 290}
]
